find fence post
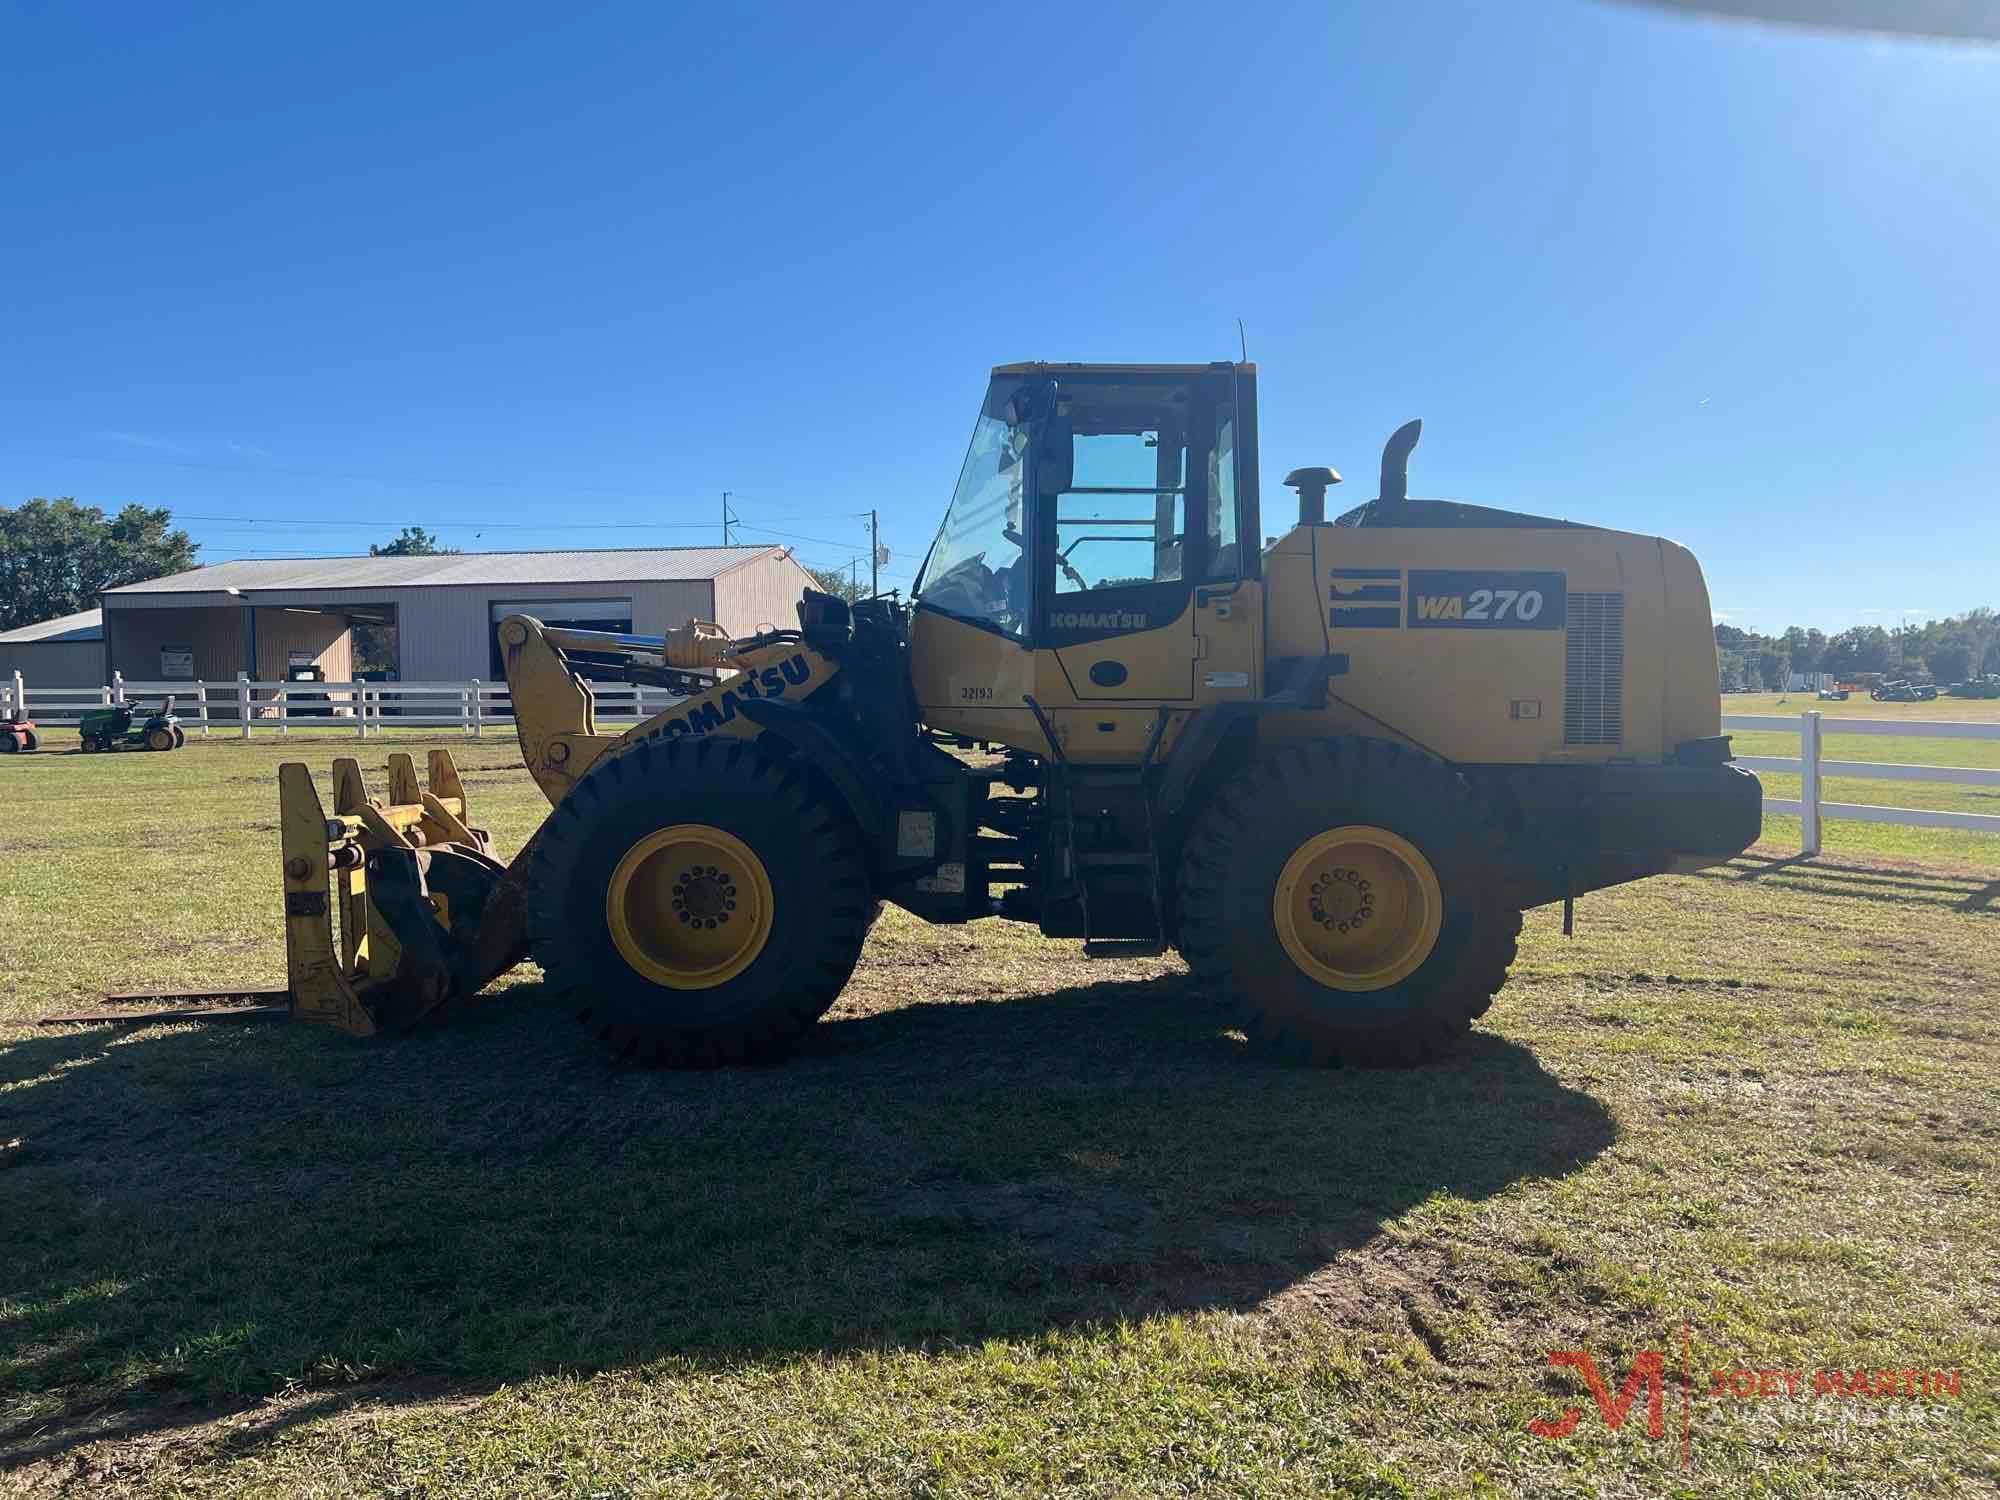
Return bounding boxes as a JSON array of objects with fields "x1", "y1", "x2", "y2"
[
  {"x1": 470, "y1": 679, "x2": 483, "y2": 738},
  {"x1": 197, "y1": 681, "x2": 210, "y2": 737},
  {"x1": 112, "y1": 670, "x2": 125, "y2": 705},
  {"x1": 9, "y1": 670, "x2": 22, "y2": 719},
  {"x1": 101, "y1": 681, "x2": 113, "y2": 707},
  {"x1": 356, "y1": 682, "x2": 368, "y2": 739},
  {"x1": 238, "y1": 673, "x2": 253, "y2": 739},
  {"x1": 1799, "y1": 710, "x2": 1823, "y2": 858}
]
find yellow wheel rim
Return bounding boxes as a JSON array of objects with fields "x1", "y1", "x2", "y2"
[
  {"x1": 1272, "y1": 825, "x2": 1443, "y2": 991},
  {"x1": 605, "y1": 824, "x2": 774, "y2": 989}
]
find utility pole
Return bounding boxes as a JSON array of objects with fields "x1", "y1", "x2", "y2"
[
  {"x1": 721, "y1": 491, "x2": 736, "y2": 546},
  {"x1": 869, "y1": 508, "x2": 880, "y2": 598},
  {"x1": 850, "y1": 556, "x2": 860, "y2": 598}
]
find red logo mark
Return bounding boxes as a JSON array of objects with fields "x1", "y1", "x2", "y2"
[{"x1": 1529, "y1": 1349, "x2": 1667, "y2": 1440}]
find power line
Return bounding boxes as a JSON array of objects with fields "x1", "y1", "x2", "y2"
[
  {"x1": 1, "y1": 445, "x2": 899, "y2": 528},
  {"x1": 735, "y1": 523, "x2": 871, "y2": 549},
  {"x1": 174, "y1": 513, "x2": 717, "y2": 531},
  {"x1": 0, "y1": 445, "x2": 865, "y2": 509}
]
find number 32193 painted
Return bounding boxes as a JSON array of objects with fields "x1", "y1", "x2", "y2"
[{"x1": 1406, "y1": 570, "x2": 1567, "y2": 630}]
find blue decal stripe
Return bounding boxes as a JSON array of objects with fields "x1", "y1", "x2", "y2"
[{"x1": 1330, "y1": 606, "x2": 1402, "y2": 629}]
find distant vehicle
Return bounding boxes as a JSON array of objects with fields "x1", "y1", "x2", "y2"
[
  {"x1": 79, "y1": 697, "x2": 185, "y2": 752},
  {"x1": 284, "y1": 663, "x2": 333, "y2": 718},
  {"x1": 1817, "y1": 686, "x2": 1849, "y2": 700},
  {"x1": 1947, "y1": 675, "x2": 2000, "y2": 699},
  {"x1": 1870, "y1": 680, "x2": 1939, "y2": 703},
  {"x1": 1, "y1": 709, "x2": 41, "y2": 753}
]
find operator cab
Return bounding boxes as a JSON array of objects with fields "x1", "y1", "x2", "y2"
[{"x1": 913, "y1": 363, "x2": 1260, "y2": 650}]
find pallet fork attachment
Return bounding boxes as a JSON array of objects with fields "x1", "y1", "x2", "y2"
[
  {"x1": 280, "y1": 749, "x2": 525, "y2": 1036},
  {"x1": 44, "y1": 750, "x2": 528, "y2": 1034},
  {"x1": 53, "y1": 612, "x2": 834, "y2": 1038}
]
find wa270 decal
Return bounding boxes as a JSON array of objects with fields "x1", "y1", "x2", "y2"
[{"x1": 1406, "y1": 570, "x2": 1567, "y2": 630}]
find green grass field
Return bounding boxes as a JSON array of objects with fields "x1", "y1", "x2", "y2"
[{"x1": 2, "y1": 721, "x2": 1996, "y2": 1496}]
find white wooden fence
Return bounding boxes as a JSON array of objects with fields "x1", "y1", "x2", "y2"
[
  {"x1": 1, "y1": 671, "x2": 685, "y2": 739},
  {"x1": 1725, "y1": 710, "x2": 2000, "y2": 854},
  {"x1": 7, "y1": 678, "x2": 1993, "y2": 857}
]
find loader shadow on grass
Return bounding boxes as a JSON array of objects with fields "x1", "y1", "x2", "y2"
[{"x1": 0, "y1": 970, "x2": 1613, "y2": 1464}]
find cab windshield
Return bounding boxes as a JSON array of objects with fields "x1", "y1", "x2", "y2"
[{"x1": 913, "y1": 376, "x2": 1030, "y2": 638}]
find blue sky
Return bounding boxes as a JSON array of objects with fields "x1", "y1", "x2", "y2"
[{"x1": 2, "y1": 1, "x2": 1993, "y2": 633}]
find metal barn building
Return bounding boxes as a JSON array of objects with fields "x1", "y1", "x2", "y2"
[
  {"x1": 89, "y1": 545, "x2": 815, "y2": 689},
  {"x1": 0, "y1": 608, "x2": 107, "y2": 689}
]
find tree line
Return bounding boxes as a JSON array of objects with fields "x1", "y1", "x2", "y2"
[
  {"x1": 0, "y1": 499, "x2": 198, "y2": 632},
  {"x1": 1715, "y1": 612, "x2": 1998, "y2": 692}
]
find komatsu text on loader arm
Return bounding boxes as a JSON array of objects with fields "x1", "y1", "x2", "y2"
[{"x1": 262, "y1": 362, "x2": 1762, "y2": 1068}]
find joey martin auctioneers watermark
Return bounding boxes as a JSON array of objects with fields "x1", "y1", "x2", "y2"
[{"x1": 1528, "y1": 1325, "x2": 1965, "y2": 1470}]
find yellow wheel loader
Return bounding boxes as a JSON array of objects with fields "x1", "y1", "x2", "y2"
[{"x1": 263, "y1": 362, "x2": 1761, "y2": 1067}]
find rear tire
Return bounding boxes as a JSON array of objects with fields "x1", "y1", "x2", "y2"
[
  {"x1": 146, "y1": 726, "x2": 173, "y2": 752},
  {"x1": 169, "y1": 726, "x2": 185, "y2": 749},
  {"x1": 0, "y1": 734, "x2": 14, "y2": 753},
  {"x1": 21, "y1": 730, "x2": 38, "y2": 751},
  {"x1": 1177, "y1": 738, "x2": 1519, "y2": 1067},
  {"x1": 527, "y1": 735, "x2": 872, "y2": 1067}
]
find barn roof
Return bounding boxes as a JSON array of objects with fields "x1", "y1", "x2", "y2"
[
  {"x1": 0, "y1": 608, "x2": 105, "y2": 644},
  {"x1": 102, "y1": 545, "x2": 791, "y2": 596}
]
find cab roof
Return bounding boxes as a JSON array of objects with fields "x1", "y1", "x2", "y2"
[{"x1": 989, "y1": 361, "x2": 1255, "y2": 377}]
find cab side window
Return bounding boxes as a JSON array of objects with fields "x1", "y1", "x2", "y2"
[
  {"x1": 1205, "y1": 407, "x2": 1239, "y2": 580},
  {"x1": 1054, "y1": 420, "x2": 1188, "y2": 593}
]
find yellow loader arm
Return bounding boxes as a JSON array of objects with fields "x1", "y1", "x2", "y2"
[{"x1": 497, "y1": 613, "x2": 840, "y2": 806}]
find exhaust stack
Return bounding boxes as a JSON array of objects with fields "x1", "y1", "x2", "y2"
[{"x1": 1377, "y1": 419, "x2": 1422, "y2": 512}]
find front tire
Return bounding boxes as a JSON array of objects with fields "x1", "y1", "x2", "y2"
[
  {"x1": 527, "y1": 735, "x2": 872, "y2": 1066},
  {"x1": 1177, "y1": 738, "x2": 1520, "y2": 1066}
]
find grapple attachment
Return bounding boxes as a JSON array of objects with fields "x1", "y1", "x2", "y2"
[{"x1": 279, "y1": 750, "x2": 528, "y2": 1036}]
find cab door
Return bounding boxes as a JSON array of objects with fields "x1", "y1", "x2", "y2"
[
  {"x1": 1030, "y1": 377, "x2": 1200, "y2": 759},
  {"x1": 1028, "y1": 370, "x2": 1263, "y2": 758},
  {"x1": 1041, "y1": 394, "x2": 1197, "y2": 706}
]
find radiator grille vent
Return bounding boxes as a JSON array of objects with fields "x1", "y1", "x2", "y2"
[{"x1": 1564, "y1": 592, "x2": 1625, "y2": 745}]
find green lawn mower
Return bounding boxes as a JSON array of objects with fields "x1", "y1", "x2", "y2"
[{"x1": 79, "y1": 697, "x2": 186, "y2": 753}]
